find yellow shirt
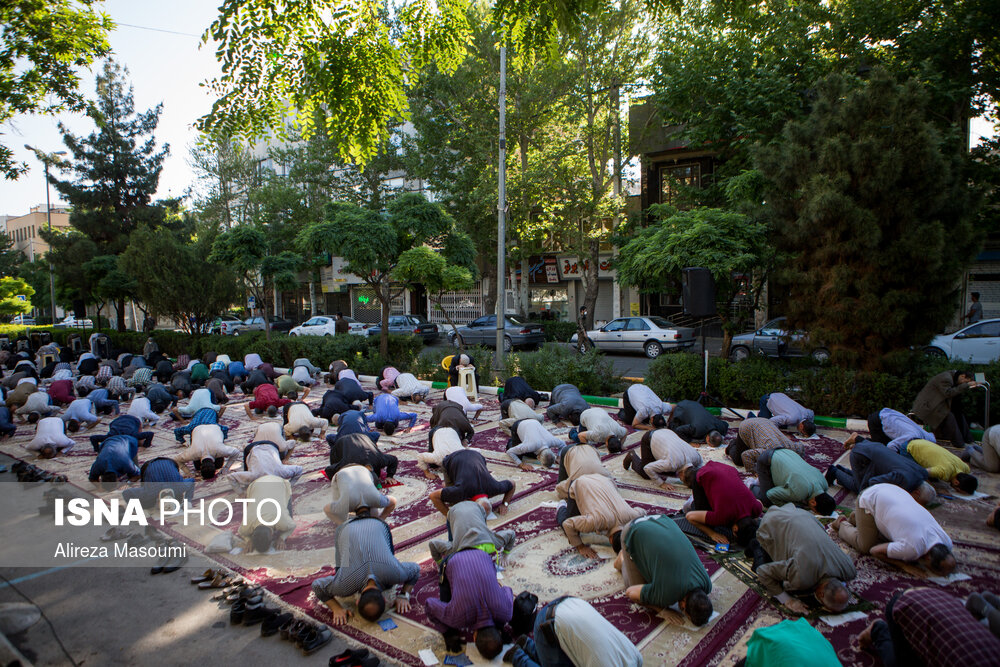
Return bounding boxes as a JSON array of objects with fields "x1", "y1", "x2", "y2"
[{"x1": 906, "y1": 439, "x2": 969, "y2": 481}]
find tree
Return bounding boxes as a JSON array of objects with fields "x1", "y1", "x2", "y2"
[
  {"x1": 299, "y1": 193, "x2": 460, "y2": 356},
  {"x1": 755, "y1": 70, "x2": 981, "y2": 368},
  {"x1": 615, "y1": 205, "x2": 774, "y2": 356},
  {"x1": 0, "y1": 0, "x2": 111, "y2": 179},
  {"x1": 198, "y1": 0, "x2": 471, "y2": 166},
  {"x1": 188, "y1": 136, "x2": 262, "y2": 230},
  {"x1": 394, "y1": 240, "x2": 477, "y2": 349},
  {"x1": 209, "y1": 224, "x2": 301, "y2": 339},
  {"x1": 121, "y1": 222, "x2": 239, "y2": 334},
  {"x1": 48, "y1": 60, "x2": 169, "y2": 331},
  {"x1": 0, "y1": 277, "x2": 35, "y2": 321},
  {"x1": 0, "y1": 236, "x2": 26, "y2": 278}
]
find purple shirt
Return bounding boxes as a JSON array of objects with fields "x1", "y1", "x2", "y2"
[{"x1": 425, "y1": 549, "x2": 513, "y2": 632}]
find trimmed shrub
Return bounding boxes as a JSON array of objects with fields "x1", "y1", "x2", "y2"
[
  {"x1": 543, "y1": 321, "x2": 579, "y2": 343},
  {"x1": 647, "y1": 351, "x2": 997, "y2": 420},
  {"x1": 503, "y1": 344, "x2": 623, "y2": 396}
]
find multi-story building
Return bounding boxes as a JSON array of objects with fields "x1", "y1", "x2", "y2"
[{"x1": 3, "y1": 205, "x2": 71, "y2": 261}]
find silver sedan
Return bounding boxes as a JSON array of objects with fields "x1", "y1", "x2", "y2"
[{"x1": 572, "y1": 316, "x2": 695, "y2": 358}]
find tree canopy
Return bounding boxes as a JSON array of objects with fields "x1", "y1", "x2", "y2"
[
  {"x1": 756, "y1": 70, "x2": 981, "y2": 368},
  {"x1": 0, "y1": 277, "x2": 34, "y2": 320},
  {"x1": 0, "y1": 0, "x2": 112, "y2": 179}
]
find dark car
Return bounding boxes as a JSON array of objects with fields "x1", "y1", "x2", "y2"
[
  {"x1": 367, "y1": 314, "x2": 439, "y2": 344},
  {"x1": 448, "y1": 314, "x2": 545, "y2": 352},
  {"x1": 729, "y1": 316, "x2": 830, "y2": 363}
]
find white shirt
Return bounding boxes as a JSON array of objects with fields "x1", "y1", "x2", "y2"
[
  {"x1": 291, "y1": 365, "x2": 315, "y2": 386},
  {"x1": 176, "y1": 425, "x2": 238, "y2": 463},
  {"x1": 554, "y1": 598, "x2": 643, "y2": 667},
  {"x1": 244, "y1": 353, "x2": 263, "y2": 370},
  {"x1": 229, "y1": 444, "x2": 303, "y2": 487},
  {"x1": 858, "y1": 483, "x2": 952, "y2": 561},
  {"x1": 627, "y1": 385, "x2": 671, "y2": 422},
  {"x1": 392, "y1": 373, "x2": 428, "y2": 398},
  {"x1": 506, "y1": 400, "x2": 542, "y2": 422},
  {"x1": 444, "y1": 386, "x2": 483, "y2": 413},
  {"x1": 338, "y1": 369, "x2": 359, "y2": 382},
  {"x1": 417, "y1": 427, "x2": 465, "y2": 470},
  {"x1": 253, "y1": 422, "x2": 295, "y2": 454},
  {"x1": 580, "y1": 407, "x2": 626, "y2": 443},
  {"x1": 26, "y1": 417, "x2": 75, "y2": 452},
  {"x1": 127, "y1": 397, "x2": 159, "y2": 425},
  {"x1": 643, "y1": 429, "x2": 703, "y2": 484}
]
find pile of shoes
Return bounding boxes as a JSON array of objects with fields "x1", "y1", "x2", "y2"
[
  {"x1": 330, "y1": 648, "x2": 380, "y2": 666},
  {"x1": 194, "y1": 572, "x2": 378, "y2": 662},
  {"x1": 37, "y1": 485, "x2": 76, "y2": 515},
  {"x1": 12, "y1": 461, "x2": 67, "y2": 483},
  {"x1": 197, "y1": 576, "x2": 337, "y2": 656}
]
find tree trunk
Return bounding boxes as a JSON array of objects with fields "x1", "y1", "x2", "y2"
[
  {"x1": 378, "y1": 282, "x2": 391, "y2": 358},
  {"x1": 116, "y1": 298, "x2": 126, "y2": 332},
  {"x1": 519, "y1": 257, "x2": 529, "y2": 317},
  {"x1": 582, "y1": 239, "x2": 600, "y2": 328},
  {"x1": 483, "y1": 264, "x2": 497, "y2": 317},
  {"x1": 309, "y1": 272, "x2": 317, "y2": 316}
]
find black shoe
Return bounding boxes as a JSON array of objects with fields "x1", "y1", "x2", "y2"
[
  {"x1": 230, "y1": 599, "x2": 247, "y2": 625},
  {"x1": 622, "y1": 452, "x2": 632, "y2": 471},
  {"x1": 356, "y1": 656, "x2": 379, "y2": 667},
  {"x1": 330, "y1": 649, "x2": 369, "y2": 666},
  {"x1": 243, "y1": 603, "x2": 276, "y2": 626},
  {"x1": 824, "y1": 466, "x2": 837, "y2": 486},
  {"x1": 262, "y1": 611, "x2": 292, "y2": 637},
  {"x1": 300, "y1": 627, "x2": 333, "y2": 655},
  {"x1": 161, "y1": 551, "x2": 188, "y2": 574}
]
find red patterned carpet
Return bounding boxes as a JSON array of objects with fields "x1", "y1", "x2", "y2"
[{"x1": 2, "y1": 377, "x2": 998, "y2": 666}]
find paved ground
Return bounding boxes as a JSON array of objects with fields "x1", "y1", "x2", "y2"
[
  {"x1": 0, "y1": 451, "x2": 394, "y2": 667},
  {"x1": 422, "y1": 338, "x2": 724, "y2": 380}
]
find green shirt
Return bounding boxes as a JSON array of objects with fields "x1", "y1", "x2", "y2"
[
  {"x1": 746, "y1": 618, "x2": 841, "y2": 667},
  {"x1": 624, "y1": 514, "x2": 710, "y2": 608},
  {"x1": 190, "y1": 363, "x2": 209, "y2": 382},
  {"x1": 766, "y1": 448, "x2": 828, "y2": 505},
  {"x1": 276, "y1": 375, "x2": 300, "y2": 395}
]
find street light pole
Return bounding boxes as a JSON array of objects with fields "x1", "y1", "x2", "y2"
[
  {"x1": 25, "y1": 145, "x2": 65, "y2": 324},
  {"x1": 494, "y1": 46, "x2": 507, "y2": 373}
]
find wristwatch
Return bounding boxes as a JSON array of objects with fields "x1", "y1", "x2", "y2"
[
  {"x1": 400, "y1": 591, "x2": 410, "y2": 600},
  {"x1": 502, "y1": 501, "x2": 510, "y2": 507}
]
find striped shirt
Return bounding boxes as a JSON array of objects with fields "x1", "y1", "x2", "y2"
[
  {"x1": 310, "y1": 518, "x2": 419, "y2": 601},
  {"x1": 95, "y1": 365, "x2": 113, "y2": 384},
  {"x1": 425, "y1": 549, "x2": 514, "y2": 631},
  {"x1": 738, "y1": 418, "x2": 799, "y2": 453},
  {"x1": 107, "y1": 375, "x2": 132, "y2": 398},
  {"x1": 128, "y1": 367, "x2": 154, "y2": 387},
  {"x1": 75, "y1": 375, "x2": 96, "y2": 393}
]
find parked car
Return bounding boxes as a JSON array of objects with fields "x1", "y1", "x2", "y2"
[
  {"x1": 236, "y1": 315, "x2": 294, "y2": 334},
  {"x1": 210, "y1": 315, "x2": 243, "y2": 335},
  {"x1": 11, "y1": 315, "x2": 35, "y2": 326},
  {"x1": 729, "y1": 316, "x2": 830, "y2": 363},
  {"x1": 925, "y1": 318, "x2": 1000, "y2": 364},
  {"x1": 55, "y1": 315, "x2": 93, "y2": 328},
  {"x1": 367, "y1": 314, "x2": 439, "y2": 344},
  {"x1": 447, "y1": 314, "x2": 545, "y2": 352},
  {"x1": 571, "y1": 316, "x2": 696, "y2": 359}
]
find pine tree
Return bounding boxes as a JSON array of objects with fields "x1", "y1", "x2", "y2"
[
  {"x1": 48, "y1": 59, "x2": 168, "y2": 331},
  {"x1": 756, "y1": 69, "x2": 982, "y2": 369}
]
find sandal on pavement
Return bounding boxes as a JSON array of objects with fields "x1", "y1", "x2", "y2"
[
  {"x1": 190, "y1": 568, "x2": 220, "y2": 584},
  {"x1": 101, "y1": 527, "x2": 133, "y2": 542}
]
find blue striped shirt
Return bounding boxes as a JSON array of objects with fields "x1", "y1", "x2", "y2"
[{"x1": 311, "y1": 518, "x2": 419, "y2": 601}]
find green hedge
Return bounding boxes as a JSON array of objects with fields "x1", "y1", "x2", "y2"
[
  {"x1": 647, "y1": 352, "x2": 997, "y2": 421},
  {"x1": 543, "y1": 321, "x2": 579, "y2": 343},
  {"x1": 504, "y1": 344, "x2": 624, "y2": 396},
  {"x1": 91, "y1": 329, "x2": 424, "y2": 377}
]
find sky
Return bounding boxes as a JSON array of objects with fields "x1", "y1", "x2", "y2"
[
  {"x1": 1, "y1": 3, "x2": 997, "y2": 218},
  {"x1": 0, "y1": 0, "x2": 221, "y2": 217}
]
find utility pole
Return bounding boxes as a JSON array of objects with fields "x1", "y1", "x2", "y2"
[
  {"x1": 25, "y1": 145, "x2": 66, "y2": 324},
  {"x1": 494, "y1": 46, "x2": 507, "y2": 372},
  {"x1": 611, "y1": 83, "x2": 623, "y2": 319}
]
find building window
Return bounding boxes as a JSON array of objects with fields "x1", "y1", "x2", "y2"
[{"x1": 659, "y1": 163, "x2": 701, "y2": 205}]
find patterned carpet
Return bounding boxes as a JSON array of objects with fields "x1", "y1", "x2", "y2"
[{"x1": 2, "y1": 376, "x2": 998, "y2": 666}]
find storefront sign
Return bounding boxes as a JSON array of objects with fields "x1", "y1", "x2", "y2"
[{"x1": 559, "y1": 255, "x2": 616, "y2": 280}]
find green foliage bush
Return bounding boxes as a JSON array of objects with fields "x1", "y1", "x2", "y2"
[
  {"x1": 504, "y1": 344, "x2": 623, "y2": 396},
  {"x1": 647, "y1": 351, "x2": 998, "y2": 420},
  {"x1": 542, "y1": 321, "x2": 579, "y2": 343}
]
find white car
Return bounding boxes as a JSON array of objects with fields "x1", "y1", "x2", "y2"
[
  {"x1": 925, "y1": 318, "x2": 1000, "y2": 364},
  {"x1": 57, "y1": 315, "x2": 93, "y2": 328},
  {"x1": 288, "y1": 315, "x2": 370, "y2": 337},
  {"x1": 571, "y1": 316, "x2": 696, "y2": 358},
  {"x1": 11, "y1": 315, "x2": 35, "y2": 326}
]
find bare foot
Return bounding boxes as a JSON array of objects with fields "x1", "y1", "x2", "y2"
[
  {"x1": 844, "y1": 433, "x2": 859, "y2": 449},
  {"x1": 423, "y1": 470, "x2": 437, "y2": 480},
  {"x1": 858, "y1": 621, "x2": 877, "y2": 649}
]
